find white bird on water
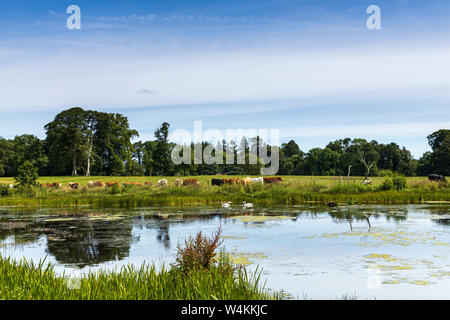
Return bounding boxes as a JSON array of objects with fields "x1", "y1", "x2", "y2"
[
  {"x1": 222, "y1": 201, "x2": 232, "y2": 208},
  {"x1": 242, "y1": 201, "x2": 253, "y2": 209}
]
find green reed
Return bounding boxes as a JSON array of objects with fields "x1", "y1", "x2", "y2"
[{"x1": 0, "y1": 254, "x2": 276, "y2": 300}]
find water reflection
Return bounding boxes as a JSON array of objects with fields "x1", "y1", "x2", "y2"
[
  {"x1": 155, "y1": 220, "x2": 170, "y2": 248},
  {"x1": 0, "y1": 205, "x2": 448, "y2": 268},
  {"x1": 44, "y1": 219, "x2": 134, "y2": 267}
]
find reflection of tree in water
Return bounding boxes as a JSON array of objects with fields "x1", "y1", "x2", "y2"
[
  {"x1": 429, "y1": 207, "x2": 450, "y2": 227},
  {"x1": 422, "y1": 206, "x2": 450, "y2": 227},
  {"x1": 156, "y1": 220, "x2": 170, "y2": 248},
  {"x1": 44, "y1": 219, "x2": 134, "y2": 268},
  {"x1": 327, "y1": 208, "x2": 408, "y2": 232},
  {"x1": 328, "y1": 211, "x2": 372, "y2": 231},
  {"x1": 433, "y1": 219, "x2": 450, "y2": 226},
  {"x1": 0, "y1": 220, "x2": 42, "y2": 246},
  {"x1": 142, "y1": 212, "x2": 225, "y2": 249}
]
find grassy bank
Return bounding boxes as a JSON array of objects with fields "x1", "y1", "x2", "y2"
[
  {"x1": 0, "y1": 228, "x2": 277, "y2": 300},
  {"x1": 0, "y1": 175, "x2": 449, "y2": 207},
  {"x1": 0, "y1": 257, "x2": 273, "y2": 300}
]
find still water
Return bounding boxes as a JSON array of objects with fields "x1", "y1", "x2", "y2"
[{"x1": 1, "y1": 204, "x2": 450, "y2": 299}]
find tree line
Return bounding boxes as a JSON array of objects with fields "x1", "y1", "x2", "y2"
[{"x1": 0, "y1": 107, "x2": 449, "y2": 177}]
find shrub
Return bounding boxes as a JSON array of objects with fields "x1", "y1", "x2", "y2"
[
  {"x1": 378, "y1": 173, "x2": 407, "y2": 191},
  {"x1": 392, "y1": 174, "x2": 407, "y2": 191},
  {"x1": 111, "y1": 184, "x2": 121, "y2": 194},
  {"x1": 14, "y1": 161, "x2": 39, "y2": 188},
  {"x1": 0, "y1": 185, "x2": 12, "y2": 197},
  {"x1": 379, "y1": 177, "x2": 394, "y2": 191},
  {"x1": 15, "y1": 185, "x2": 38, "y2": 197},
  {"x1": 173, "y1": 227, "x2": 224, "y2": 273},
  {"x1": 378, "y1": 169, "x2": 394, "y2": 177}
]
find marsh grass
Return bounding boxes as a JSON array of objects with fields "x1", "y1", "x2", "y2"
[
  {"x1": 0, "y1": 175, "x2": 449, "y2": 207},
  {"x1": 0, "y1": 227, "x2": 277, "y2": 300},
  {"x1": 0, "y1": 255, "x2": 276, "y2": 300}
]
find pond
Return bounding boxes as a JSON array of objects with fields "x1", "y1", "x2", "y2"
[{"x1": 1, "y1": 204, "x2": 450, "y2": 299}]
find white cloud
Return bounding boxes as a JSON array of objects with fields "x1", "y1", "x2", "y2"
[
  {"x1": 1, "y1": 43, "x2": 450, "y2": 113},
  {"x1": 281, "y1": 121, "x2": 450, "y2": 138},
  {"x1": 137, "y1": 88, "x2": 156, "y2": 94}
]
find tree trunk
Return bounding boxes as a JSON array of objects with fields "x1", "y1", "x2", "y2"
[
  {"x1": 86, "y1": 138, "x2": 93, "y2": 177},
  {"x1": 86, "y1": 154, "x2": 91, "y2": 176},
  {"x1": 72, "y1": 153, "x2": 77, "y2": 176},
  {"x1": 360, "y1": 155, "x2": 375, "y2": 183}
]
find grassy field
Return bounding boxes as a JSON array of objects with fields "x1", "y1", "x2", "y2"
[
  {"x1": 0, "y1": 174, "x2": 430, "y2": 186},
  {"x1": 0, "y1": 175, "x2": 449, "y2": 207}
]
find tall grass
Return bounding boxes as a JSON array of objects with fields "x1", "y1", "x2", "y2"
[
  {"x1": 0, "y1": 228, "x2": 277, "y2": 300},
  {"x1": 0, "y1": 256, "x2": 275, "y2": 300}
]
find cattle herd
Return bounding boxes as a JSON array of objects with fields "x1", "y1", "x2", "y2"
[
  {"x1": 5, "y1": 174, "x2": 447, "y2": 191},
  {"x1": 211, "y1": 177, "x2": 283, "y2": 186},
  {"x1": 36, "y1": 176, "x2": 284, "y2": 190}
]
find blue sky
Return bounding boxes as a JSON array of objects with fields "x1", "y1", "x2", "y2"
[{"x1": 1, "y1": 0, "x2": 450, "y2": 158}]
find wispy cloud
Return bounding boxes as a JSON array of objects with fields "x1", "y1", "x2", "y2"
[
  {"x1": 137, "y1": 88, "x2": 156, "y2": 95},
  {"x1": 282, "y1": 122, "x2": 450, "y2": 139},
  {"x1": 98, "y1": 14, "x2": 156, "y2": 22},
  {"x1": 2, "y1": 44, "x2": 449, "y2": 111}
]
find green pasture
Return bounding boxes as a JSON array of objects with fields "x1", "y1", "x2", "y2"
[{"x1": 0, "y1": 175, "x2": 448, "y2": 207}]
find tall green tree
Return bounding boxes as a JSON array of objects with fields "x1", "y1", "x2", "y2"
[
  {"x1": 45, "y1": 107, "x2": 86, "y2": 176},
  {"x1": 45, "y1": 108, "x2": 137, "y2": 176},
  {"x1": 142, "y1": 141, "x2": 157, "y2": 176},
  {"x1": 0, "y1": 138, "x2": 14, "y2": 176},
  {"x1": 93, "y1": 112, "x2": 138, "y2": 176},
  {"x1": 427, "y1": 129, "x2": 450, "y2": 175},
  {"x1": 153, "y1": 122, "x2": 172, "y2": 175},
  {"x1": 11, "y1": 135, "x2": 48, "y2": 176},
  {"x1": 133, "y1": 141, "x2": 145, "y2": 167}
]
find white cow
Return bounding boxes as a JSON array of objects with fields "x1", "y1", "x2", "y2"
[
  {"x1": 251, "y1": 177, "x2": 264, "y2": 184},
  {"x1": 87, "y1": 181, "x2": 95, "y2": 188},
  {"x1": 156, "y1": 179, "x2": 168, "y2": 187},
  {"x1": 174, "y1": 179, "x2": 183, "y2": 187}
]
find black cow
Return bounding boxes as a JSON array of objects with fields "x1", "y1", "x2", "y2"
[
  {"x1": 428, "y1": 174, "x2": 447, "y2": 183},
  {"x1": 211, "y1": 179, "x2": 224, "y2": 186}
]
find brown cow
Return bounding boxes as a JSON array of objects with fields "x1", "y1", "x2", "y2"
[
  {"x1": 43, "y1": 182, "x2": 61, "y2": 189},
  {"x1": 263, "y1": 177, "x2": 283, "y2": 184},
  {"x1": 222, "y1": 178, "x2": 241, "y2": 185},
  {"x1": 94, "y1": 180, "x2": 105, "y2": 187},
  {"x1": 182, "y1": 178, "x2": 200, "y2": 186},
  {"x1": 123, "y1": 182, "x2": 143, "y2": 187},
  {"x1": 105, "y1": 182, "x2": 121, "y2": 187}
]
